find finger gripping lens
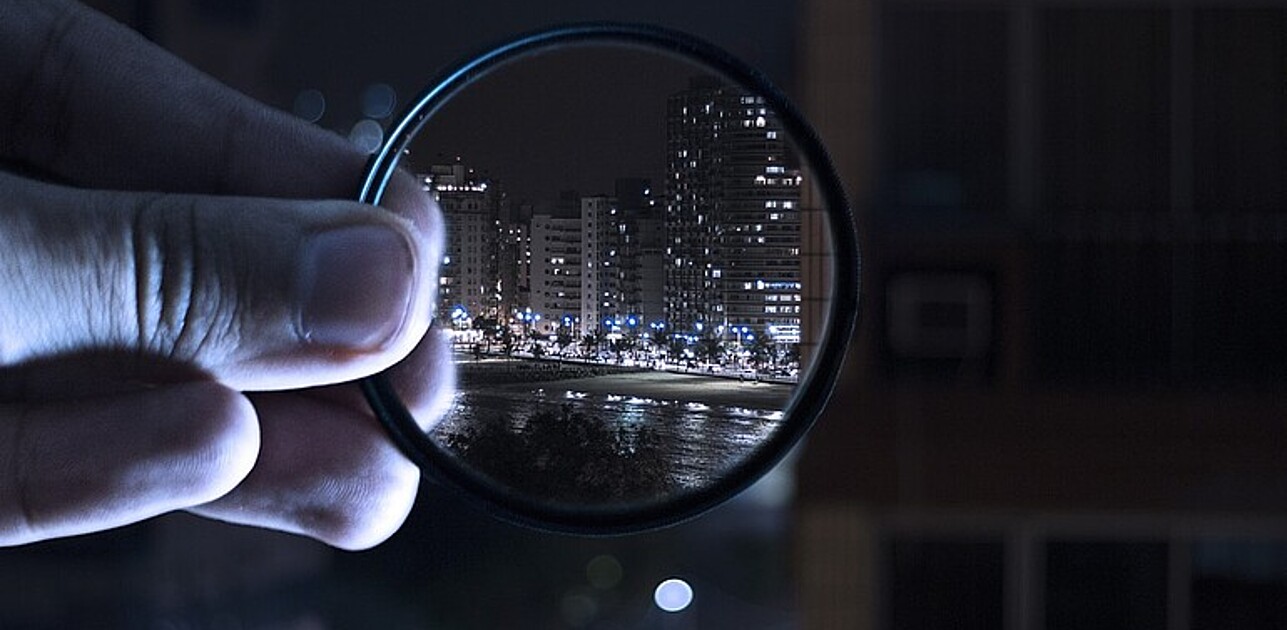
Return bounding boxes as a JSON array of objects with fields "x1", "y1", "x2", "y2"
[{"x1": 359, "y1": 24, "x2": 858, "y2": 534}]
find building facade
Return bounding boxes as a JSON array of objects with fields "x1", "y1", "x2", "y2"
[
  {"x1": 529, "y1": 198, "x2": 582, "y2": 336},
  {"x1": 580, "y1": 180, "x2": 666, "y2": 336},
  {"x1": 665, "y1": 78, "x2": 804, "y2": 342},
  {"x1": 422, "y1": 162, "x2": 502, "y2": 325}
]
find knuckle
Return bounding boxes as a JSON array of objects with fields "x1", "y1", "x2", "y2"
[{"x1": 127, "y1": 195, "x2": 239, "y2": 365}]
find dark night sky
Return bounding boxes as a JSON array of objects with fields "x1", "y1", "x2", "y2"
[
  {"x1": 404, "y1": 47, "x2": 699, "y2": 205},
  {"x1": 254, "y1": 1, "x2": 798, "y2": 206}
]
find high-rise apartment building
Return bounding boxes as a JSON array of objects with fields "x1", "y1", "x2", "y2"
[
  {"x1": 528, "y1": 193, "x2": 582, "y2": 336},
  {"x1": 498, "y1": 217, "x2": 531, "y2": 320},
  {"x1": 665, "y1": 78, "x2": 804, "y2": 341},
  {"x1": 421, "y1": 162, "x2": 503, "y2": 325},
  {"x1": 580, "y1": 181, "x2": 666, "y2": 336}
]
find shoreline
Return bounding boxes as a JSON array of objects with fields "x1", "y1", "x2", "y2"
[{"x1": 471, "y1": 365, "x2": 795, "y2": 409}]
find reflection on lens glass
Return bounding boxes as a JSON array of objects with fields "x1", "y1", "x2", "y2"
[{"x1": 397, "y1": 47, "x2": 834, "y2": 508}]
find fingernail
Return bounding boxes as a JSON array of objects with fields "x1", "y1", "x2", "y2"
[{"x1": 299, "y1": 225, "x2": 414, "y2": 349}]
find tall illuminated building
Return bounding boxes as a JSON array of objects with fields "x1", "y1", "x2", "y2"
[
  {"x1": 498, "y1": 215, "x2": 531, "y2": 320},
  {"x1": 529, "y1": 192, "x2": 583, "y2": 336},
  {"x1": 581, "y1": 179, "x2": 665, "y2": 336},
  {"x1": 665, "y1": 78, "x2": 803, "y2": 341},
  {"x1": 421, "y1": 161, "x2": 502, "y2": 325}
]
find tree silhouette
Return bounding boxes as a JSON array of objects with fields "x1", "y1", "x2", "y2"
[
  {"x1": 556, "y1": 329, "x2": 575, "y2": 356},
  {"x1": 581, "y1": 330, "x2": 606, "y2": 358},
  {"x1": 750, "y1": 332, "x2": 775, "y2": 370},
  {"x1": 442, "y1": 403, "x2": 676, "y2": 503},
  {"x1": 698, "y1": 333, "x2": 725, "y2": 365}
]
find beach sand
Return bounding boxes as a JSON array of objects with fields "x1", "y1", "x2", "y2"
[{"x1": 485, "y1": 370, "x2": 795, "y2": 410}]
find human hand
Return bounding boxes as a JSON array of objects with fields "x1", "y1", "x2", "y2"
[{"x1": 0, "y1": 0, "x2": 452, "y2": 549}]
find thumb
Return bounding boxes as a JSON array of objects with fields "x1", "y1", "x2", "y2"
[{"x1": 0, "y1": 171, "x2": 435, "y2": 391}]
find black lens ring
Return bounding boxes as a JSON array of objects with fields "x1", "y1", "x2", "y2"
[{"x1": 358, "y1": 23, "x2": 860, "y2": 534}]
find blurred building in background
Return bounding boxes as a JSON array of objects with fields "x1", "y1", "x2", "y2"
[{"x1": 797, "y1": 0, "x2": 1287, "y2": 628}]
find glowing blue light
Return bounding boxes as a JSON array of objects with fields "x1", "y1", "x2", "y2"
[{"x1": 654, "y1": 578, "x2": 693, "y2": 613}]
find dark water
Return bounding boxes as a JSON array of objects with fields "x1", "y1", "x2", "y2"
[{"x1": 431, "y1": 380, "x2": 786, "y2": 495}]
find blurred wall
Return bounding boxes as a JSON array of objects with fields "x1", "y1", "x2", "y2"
[{"x1": 796, "y1": 1, "x2": 1287, "y2": 629}]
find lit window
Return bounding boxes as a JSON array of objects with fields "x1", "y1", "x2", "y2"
[{"x1": 755, "y1": 116, "x2": 766, "y2": 128}]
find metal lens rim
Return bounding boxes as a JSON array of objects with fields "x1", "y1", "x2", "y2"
[{"x1": 358, "y1": 22, "x2": 860, "y2": 534}]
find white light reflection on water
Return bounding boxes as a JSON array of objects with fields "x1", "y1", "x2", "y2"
[{"x1": 434, "y1": 384, "x2": 786, "y2": 490}]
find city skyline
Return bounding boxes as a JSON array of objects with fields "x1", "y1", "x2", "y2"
[{"x1": 419, "y1": 77, "x2": 813, "y2": 354}]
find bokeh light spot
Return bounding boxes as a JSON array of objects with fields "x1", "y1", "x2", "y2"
[
  {"x1": 653, "y1": 578, "x2": 693, "y2": 612},
  {"x1": 560, "y1": 591, "x2": 598, "y2": 627},
  {"x1": 361, "y1": 83, "x2": 398, "y2": 119},
  {"x1": 292, "y1": 89, "x2": 326, "y2": 123},
  {"x1": 586, "y1": 554, "x2": 623, "y2": 590},
  {"x1": 349, "y1": 119, "x2": 384, "y2": 154}
]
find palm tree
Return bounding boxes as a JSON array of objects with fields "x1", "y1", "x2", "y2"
[
  {"x1": 698, "y1": 333, "x2": 725, "y2": 366},
  {"x1": 668, "y1": 334, "x2": 688, "y2": 361},
  {"x1": 556, "y1": 329, "x2": 575, "y2": 357},
  {"x1": 581, "y1": 330, "x2": 605, "y2": 359},
  {"x1": 750, "y1": 332, "x2": 775, "y2": 371}
]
